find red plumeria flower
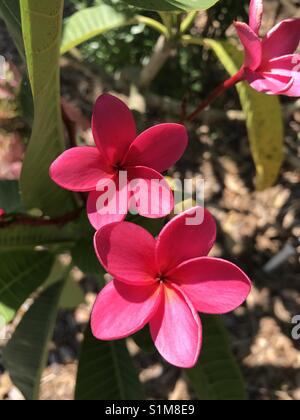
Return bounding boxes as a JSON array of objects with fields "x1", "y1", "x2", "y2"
[
  {"x1": 235, "y1": 0, "x2": 300, "y2": 96},
  {"x1": 91, "y1": 207, "x2": 251, "y2": 368},
  {"x1": 0, "y1": 209, "x2": 5, "y2": 217},
  {"x1": 50, "y1": 94, "x2": 188, "y2": 229}
]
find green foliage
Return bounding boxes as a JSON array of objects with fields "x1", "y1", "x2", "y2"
[
  {"x1": 75, "y1": 327, "x2": 144, "y2": 400},
  {"x1": 0, "y1": 181, "x2": 23, "y2": 213},
  {"x1": 61, "y1": 3, "x2": 133, "y2": 54},
  {"x1": 3, "y1": 281, "x2": 64, "y2": 400},
  {"x1": 20, "y1": 0, "x2": 77, "y2": 216},
  {"x1": 0, "y1": 251, "x2": 54, "y2": 322},
  {"x1": 121, "y1": 0, "x2": 220, "y2": 12},
  {"x1": 0, "y1": 223, "x2": 79, "y2": 252},
  {"x1": 186, "y1": 315, "x2": 247, "y2": 400},
  {"x1": 0, "y1": 0, "x2": 24, "y2": 58}
]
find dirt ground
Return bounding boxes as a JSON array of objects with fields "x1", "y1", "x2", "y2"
[{"x1": 0, "y1": 0, "x2": 300, "y2": 401}]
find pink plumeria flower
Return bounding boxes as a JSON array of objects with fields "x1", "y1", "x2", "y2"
[
  {"x1": 0, "y1": 209, "x2": 5, "y2": 217},
  {"x1": 91, "y1": 207, "x2": 251, "y2": 368},
  {"x1": 50, "y1": 94, "x2": 188, "y2": 229},
  {"x1": 235, "y1": 0, "x2": 300, "y2": 96}
]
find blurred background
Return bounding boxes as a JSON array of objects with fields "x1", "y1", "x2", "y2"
[{"x1": 0, "y1": 0, "x2": 300, "y2": 400}]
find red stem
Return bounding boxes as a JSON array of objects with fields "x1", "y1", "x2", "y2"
[{"x1": 186, "y1": 68, "x2": 245, "y2": 122}]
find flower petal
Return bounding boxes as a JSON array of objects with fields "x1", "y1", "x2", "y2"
[
  {"x1": 87, "y1": 190, "x2": 126, "y2": 230},
  {"x1": 245, "y1": 68, "x2": 293, "y2": 95},
  {"x1": 156, "y1": 207, "x2": 217, "y2": 274},
  {"x1": 91, "y1": 279, "x2": 162, "y2": 340},
  {"x1": 94, "y1": 221, "x2": 157, "y2": 285},
  {"x1": 262, "y1": 19, "x2": 300, "y2": 63},
  {"x1": 234, "y1": 22, "x2": 262, "y2": 70},
  {"x1": 127, "y1": 166, "x2": 174, "y2": 218},
  {"x1": 169, "y1": 257, "x2": 251, "y2": 314},
  {"x1": 249, "y1": 0, "x2": 263, "y2": 34},
  {"x1": 123, "y1": 123, "x2": 188, "y2": 173},
  {"x1": 50, "y1": 147, "x2": 114, "y2": 192},
  {"x1": 264, "y1": 54, "x2": 300, "y2": 97},
  {"x1": 150, "y1": 283, "x2": 202, "y2": 368},
  {"x1": 92, "y1": 94, "x2": 136, "y2": 166}
]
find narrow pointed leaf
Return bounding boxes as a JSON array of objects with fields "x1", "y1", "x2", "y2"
[
  {"x1": 20, "y1": 0, "x2": 77, "y2": 216},
  {"x1": 61, "y1": 4, "x2": 131, "y2": 55},
  {"x1": 121, "y1": 0, "x2": 220, "y2": 12},
  {"x1": 75, "y1": 327, "x2": 144, "y2": 400},
  {"x1": 186, "y1": 315, "x2": 247, "y2": 400},
  {"x1": 0, "y1": 0, "x2": 24, "y2": 58},
  {"x1": 0, "y1": 251, "x2": 54, "y2": 323},
  {"x1": 3, "y1": 281, "x2": 64, "y2": 400}
]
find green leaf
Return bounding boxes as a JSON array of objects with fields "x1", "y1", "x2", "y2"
[
  {"x1": 121, "y1": 0, "x2": 220, "y2": 11},
  {"x1": 0, "y1": 251, "x2": 54, "y2": 323},
  {"x1": 0, "y1": 0, "x2": 24, "y2": 58},
  {"x1": 205, "y1": 39, "x2": 284, "y2": 190},
  {"x1": 0, "y1": 181, "x2": 23, "y2": 213},
  {"x1": 0, "y1": 223, "x2": 78, "y2": 252},
  {"x1": 61, "y1": 4, "x2": 132, "y2": 55},
  {"x1": 59, "y1": 275, "x2": 85, "y2": 309},
  {"x1": 75, "y1": 327, "x2": 144, "y2": 400},
  {"x1": 20, "y1": 0, "x2": 77, "y2": 216},
  {"x1": 130, "y1": 215, "x2": 166, "y2": 237},
  {"x1": 133, "y1": 326, "x2": 155, "y2": 353},
  {"x1": 186, "y1": 315, "x2": 247, "y2": 400},
  {"x1": 3, "y1": 281, "x2": 64, "y2": 400},
  {"x1": 72, "y1": 237, "x2": 105, "y2": 276}
]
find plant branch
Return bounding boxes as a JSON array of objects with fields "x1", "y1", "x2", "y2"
[
  {"x1": 180, "y1": 11, "x2": 198, "y2": 34},
  {"x1": 139, "y1": 35, "x2": 174, "y2": 89},
  {"x1": 0, "y1": 208, "x2": 82, "y2": 229},
  {"x1": 185, "y1": 68, "x2": 246, "y2": 122},
  {"x1": 135, "y1": 15, "x2": 169, "y2": 38}
]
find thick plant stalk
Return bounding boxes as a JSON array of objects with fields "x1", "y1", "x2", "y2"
[{"x1": 139, "y1": 35, "x2": 174, "y2": 89}]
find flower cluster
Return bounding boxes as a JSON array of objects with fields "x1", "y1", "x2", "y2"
[
  {"x1": 49, "y1": 0, "x2": 300, "y2": 366},
  {"x1": 50, "y1": 93, "x2": 251, "y2": 368}
]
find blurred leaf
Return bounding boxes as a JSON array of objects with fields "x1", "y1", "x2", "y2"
[
  {"x1": 206, "y1": 39, "x2": 284, "y2": 190},
  {"x1": 186, "y1": 315, "x2": 247, "y2": 400},
  {"x1": 133, "y1": 326, "x2": 155, "y2": 353},
  {"x1": 75, "y1": 327, "x2": 144, "y2": 400},
  {"x1": 0, "y1": 0, "x2": 24, "y2": 58},
  {"x1": 61, "y1": 4, "x2": 132, "y2": 54},
  {"x1": 121, "y1": 0, "x2": 220, "y2": 11},
  {"x1": 20, "y1": 0, "x2": 77, "y2": 216},
  {"x1": 59, "y1": 275, "x2": 85, "y2": 309},
  {"x1": 0, "y1": 223, "x2": 79, "y2": 252},
  {"x1": 0, "y1": 181, "x2": 23, "y2": 213},
  {"x1": 128, "y1": 215, "x2": 165, "y2": 236},
  {"x1": 72, "y1": 237, "x2": 105, "y2": 276},
  {"x1": 0, "y1": 251, "x2": 54, "y2": 323},
  {"x1": 3, "y1": 281, "x2": 64, "y2": 400}
]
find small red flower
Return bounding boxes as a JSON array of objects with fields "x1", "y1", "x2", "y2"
[
  {"x1": 91, "y1": 207, "x2": 251, "y2": 368},
  {"x1": 50, "y1": 94, "x2": 188, "y2": 230},
  {"x1": 235, "y1": 0, "x2": 300, "y2": 96}
]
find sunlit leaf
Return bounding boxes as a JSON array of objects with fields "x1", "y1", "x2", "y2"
[
  {"x1": 61, "y1": 4, "x2": 132, "y2": 54},
  {"x1": 20, "y1": 0, "x2": 77, "y2": 216},
  {"x1": 121, "y1": 0, "x2": 220, "y2": 12}
]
